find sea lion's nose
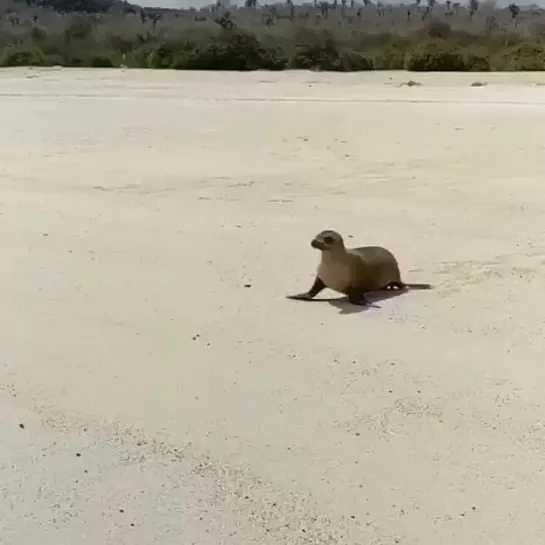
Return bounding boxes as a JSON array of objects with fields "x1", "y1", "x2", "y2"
[{"x1": 311, "y1": 239, "x2": 322, "y2": 249}]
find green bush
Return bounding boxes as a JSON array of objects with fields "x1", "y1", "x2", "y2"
[
  {"x1": 372, "y1": 47, "x2": 406, "y2": 70},
  {"x1": 0, "y1": 45, "x2": 46, "y2": 66},
  {"x1": 507, "y1": 57, "x2": 545, "y2": 71},
  {"x1": 338, "y1": 50, "x2": 374, "y2": 71},
  {"x1": 1, "y1": 17, "x2": 545, "y2": 72},
  {"x1": 145, "y1": 42, "x2": 179, "y2": 69},
  {"x1": 124, "y1": 42, "x2": 162, "y2": 68},
  {"x1": 405, "y1": 41, "x2": 490, "y2": 71},
  {"x1": 288, "y1": 32, "x2": 340, "y2": 71},
  {"x1": 497, "y1": 43, "x2": 545, "y2": 71},
  {"x1": 42, "y1": 54, "x2": 64, "y2": 66},
  {"x1": 174, "y1": 30, "x2": 286, "y2": 71},
  {"x1": 88, "y1": 55, "x2": 115, "y2": 67},
  {"x1": 465, "y1": 52, "x2": 491, "y2": 72}
]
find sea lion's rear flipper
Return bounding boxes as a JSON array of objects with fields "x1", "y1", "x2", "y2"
[
  {"x1": 381, "y1": 281, "x2": 407, "y2": 291},
  {"x1": 286, "y1": 276, "x2": 325, "y2": 301}
]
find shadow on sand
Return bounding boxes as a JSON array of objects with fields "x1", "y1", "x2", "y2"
[{"x1": 309, "y1": 288, "x2": 410, "y2": 315}]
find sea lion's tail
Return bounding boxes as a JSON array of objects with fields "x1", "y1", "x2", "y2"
[{"x1": 405, "y1": 283, "x2": 433, "y2": 290}]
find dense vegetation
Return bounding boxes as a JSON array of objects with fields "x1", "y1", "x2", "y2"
[{"x1": 1, "y1": 0, "x2": 545, "y2": 71}]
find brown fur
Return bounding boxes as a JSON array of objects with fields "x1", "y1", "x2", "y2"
[{"x1": 287, "y1": 230, "x2": 431, "y2": 305}]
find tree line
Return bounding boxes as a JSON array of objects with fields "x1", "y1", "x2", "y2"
[{"x1": 1, "y1": 0, "x2": 545, "y2": 70}]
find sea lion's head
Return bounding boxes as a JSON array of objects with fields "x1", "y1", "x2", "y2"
[{"x1": 311, "y1": 230, "x2": 345, "y2": 252}]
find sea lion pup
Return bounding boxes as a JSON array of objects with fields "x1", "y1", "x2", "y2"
[{"x1": 287, "y1": 230, "x2": 432, "y2": 306}]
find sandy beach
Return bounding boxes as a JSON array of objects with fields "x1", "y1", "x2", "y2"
[{"x1": 2, "y1": 67, "x2": 545, "y2": 544}]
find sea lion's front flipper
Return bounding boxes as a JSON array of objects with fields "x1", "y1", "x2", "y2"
[
  {"x1": 286, "y1": 293, "x2": 314, "y2": 301},
  {"x1": 286, "y1": 276, "x2": 325, "y2": 301},
  {"x1": 346, "y1": 287, "x2": 369, "y2": 306}
]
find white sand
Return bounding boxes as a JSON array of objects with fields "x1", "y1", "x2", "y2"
[{"x1": 2, "y1": 67, "x2": 545, "y2": 544}]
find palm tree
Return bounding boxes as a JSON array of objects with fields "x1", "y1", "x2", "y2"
[{"x1": 508, "y1": 3, "x2": 520, "y2": 20}]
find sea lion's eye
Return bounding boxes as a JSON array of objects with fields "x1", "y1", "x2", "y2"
[{"x1": 323, "y1": 236, "x2": 334, "y2": 244}]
